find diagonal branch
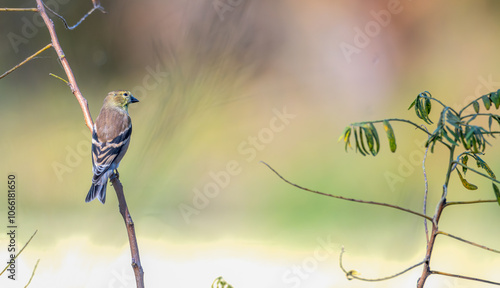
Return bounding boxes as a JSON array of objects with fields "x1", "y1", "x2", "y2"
[
  {"x1": 431, "y1": 270, "x2": 500, "y2": 286},
  {"x1": 0, "y1": 8, "x2": 38, "y2": 12},
  {"x1": 24, "y1": 259, "x2": 40, "y2": 288},
  {"x1": 110, "y1": 174, "x2": 144, "y2": 288},
  {"x1": 0, "y1": 230, "x2": 37, "y2": 276},
  {"x1": 0, "y1": 43, "x2": 53, "y2": 79},
  {"x1": 35, "y1": 0, "x2": 93, "y2": 131},
  {"x1": 261, "y1": 161, "x2": 433, "y2": 221},
  {"x1": 437, "y1": 231, "x2": 500, "y2": 253}
]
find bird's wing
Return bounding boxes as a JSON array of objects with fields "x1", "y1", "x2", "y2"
[{"x1": 91, "y1": 123, "x2": 132, "y2": 181}]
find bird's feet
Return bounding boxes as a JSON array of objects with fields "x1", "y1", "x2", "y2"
[{"x1": 110, "y1": 169, "x2": 120, "y2": 180}]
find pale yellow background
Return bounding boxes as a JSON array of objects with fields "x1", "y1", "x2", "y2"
[{"x1": 1, "y1": 1, "x2": 500, "y2": 287}]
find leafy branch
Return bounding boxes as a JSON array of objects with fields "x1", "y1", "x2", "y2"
[{"x1": 268, "y1": 90, "x2": 500, "y2": 287}]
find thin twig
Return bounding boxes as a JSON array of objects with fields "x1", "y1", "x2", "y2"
[
  {"x1": 339, "y1": 247, "x2": 424, "y2": 282},
  {"x1": 421, "y1": 126, "x2": 431, "y2": 245},
  {"x1": 0, "y1": 43, "x2": 53, "y2": 79},
  {"x1": 437, "y1": 231, "x2": 500, "y2": 253},
  {"x1": 445, "y1": 199, "x2": 497, "y2": 206},
  {"x1": 36, "y1": 0, "x2": 94, "y2": 131},
  {"x1": 24, "y1": 259, "x2": 40, "y2": 288},
  {"x1": 458, "y1": 94, "x2": 489, "y2": 116},
  {"x1": 261, "y1": 161, "x2": 433, "y2": 221},
  {"x1": 110, "y1": 173, "x2": 145, "y2": 288},
  {"x1": 431, "y1": 270, "x2": 500, "y2": 286},
  {"x1": 0, "y1": 230, "x2": 38, "y2": 276},
  {"x1": 0, "y1": 8, "x2": 38, "y2": 12},
  {"x1": 44, "y1": 2, "x2": 105, "y2": 30},
  {"x1": 49, "y1": 73, "x2": 69, "y2": 84}
]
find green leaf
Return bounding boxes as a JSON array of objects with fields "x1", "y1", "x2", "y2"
[
  {"x1": 476, "y1": 155, "x2": 496, "y2": 179},
  {"x1": 482, "y1": 95, "x2": 492, "y2": 110},
  {"x1": 473, "y1": 101, "x2": 480, "y2": 113},
  {"x1": 368, "y1": 123, "x2": 380, "y2": 155},
  {"x1": 492, "y1": 115, "x2": 500, "y2": 127},
  {"x1": 459, "y1": 128, "x2": 471, "y2": 150},
  {"x1": 338, "y1": 126, "x2": 351, "y2": 142},
  {"x1": 442, "y1": 128, "x2": 459, "y2": 146},
  {"x1": 362, "y1": 125, "x2": 377, "y2": 156},
  {"x1": 355, "y1": 127, "x2": 367, "y2": 156},
  {"x1": 339, "y1": 127, "x2": 352, "y2": 151},
  {"x1": 383, "y1": 120, "x2": 397, "y2": 152},
  {"x1": 446, "y1": 110, "x2": 461, "y2": 127},
  {"x1": 456, "y1": 170, "x2": 478, "y2": 190},
  {"x1": 408, "y1": 99, "x2": 417, "y2": 110},
  {"x1": 493, "y1": 183, "x2": 500, "y2": 206},
  {"x1": 462, "y1": 154, "x2": 468, "y2": 174},
  {"x1": 491, "y1": 91, "x2": 500, "y2": 109},
  {"x1": 424, "y1": 97, "x2": 432, "y2": 117},
  {"x1": 413, "y1": 92, "x2": 433, "y2": 124}
]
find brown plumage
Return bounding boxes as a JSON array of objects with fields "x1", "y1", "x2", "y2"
[{"x1": 86, "y1": 91, "x2": 139, "y2": 204}]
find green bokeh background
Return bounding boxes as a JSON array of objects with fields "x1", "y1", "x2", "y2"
[{"x1": 1, "y1": 1, "x2": 500, "y2": 287}]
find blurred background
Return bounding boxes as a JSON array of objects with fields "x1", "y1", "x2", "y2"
[{"x1": 1, "y1": 0, "x2": 500, "y2": 287}]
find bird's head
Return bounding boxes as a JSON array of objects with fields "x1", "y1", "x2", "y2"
[{"x1": 105, "y1": 90, "x2": 139, "y2": 111}]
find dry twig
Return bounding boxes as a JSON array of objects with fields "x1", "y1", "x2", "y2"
[
  {"x1": 0, "y1": 44, "x2": 53, "y2": 80},
  {"x1": 110, "y1": 174, "x2": 145, "y2": 288},
  {"x1": 36, "y1": 0, "x2": 94, "y2": 131}
]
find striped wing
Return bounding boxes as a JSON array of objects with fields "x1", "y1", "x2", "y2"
[{"x1": 91, "y1": 122, "x2": 132, "y2": 182}]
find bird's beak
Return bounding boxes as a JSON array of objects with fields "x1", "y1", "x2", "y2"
[{"x1": 130, "y1": 96, "x2": 139, "y2": 103}]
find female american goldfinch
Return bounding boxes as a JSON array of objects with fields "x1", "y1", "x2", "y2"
[{"x1": 86, "y1": 90, "x2": 139, "y2": 204}]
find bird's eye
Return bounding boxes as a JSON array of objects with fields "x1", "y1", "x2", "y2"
[{"x1": 123, "y1": 93, "x2": 128, "y2": 96}]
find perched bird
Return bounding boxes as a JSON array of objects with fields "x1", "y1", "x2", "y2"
[{"x1": 86, "y1": 90, "x2": 139, "y2": 204}]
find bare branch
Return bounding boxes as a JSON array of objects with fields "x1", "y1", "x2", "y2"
[
  {"x1": 0, "y1": 43, "x2": 53, "y2": 79},
  {"x1": 0, "y1": 230, "x2": 37, "y2": 276},
  {"x1": 35, "y1": 0, "x2": 94, "y2": 131},
  {"x1": 44, "y1": 1, "x2": 106, "y2": 30},
  {"x1": 24, "y1": 259, "x2": 40, "y2": 288},
  {"x1": 445, "y1": 199, "x2": 497, "y2": 206},
  {"x1": 421, "y1": 126, "x2": 430, "y2": 246},
  {"x1": 110, "y1": 173, "x2": 145, "y2": 288},
  {"x1": 431, "y1": 270, "x2": 500, "y2": 286},
  {"x1": 0, "y1": 8, "x2": 38, "y2": 12},
  {"x1": 339, "y1": 247, "x2": 425, "y2": 282},
  {"x1": 261, "y1": 161, "x2": 433, "y2": 221},
  {"x1": 92, "y1": 0, "x2": 106, "y2": 12},
  {"x1": 437, "y1": 231, "x2": 500, "y2": 253}
]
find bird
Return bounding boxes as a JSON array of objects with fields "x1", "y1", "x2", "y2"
[{"x1": 86, "y1": 90, "x2": 139, "y2": 204}]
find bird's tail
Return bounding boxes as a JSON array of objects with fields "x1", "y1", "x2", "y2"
[{"x1": 86, "y1": 182, "x2": 107, "y2": 204}]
